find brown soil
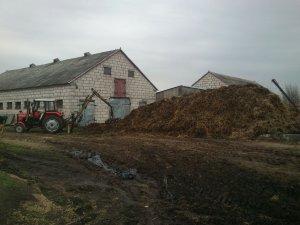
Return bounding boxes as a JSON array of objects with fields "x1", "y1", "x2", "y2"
[
  {"x1": 1, "y1": 130, "x2": 300, "y2": 225},
  {"x1": 90, "y1": 85, "x2": 300, "y2": 138}
]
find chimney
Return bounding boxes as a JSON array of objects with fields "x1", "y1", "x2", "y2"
[
  {"x1": 84, "y1": 52, "x2": 91, "y2": 57},
  {"x1": 53, "y1": 58, "x2": 60, "y2": 63},
  {"x1": 29, "y1": 63, "x2": 36, "y2": 68}
]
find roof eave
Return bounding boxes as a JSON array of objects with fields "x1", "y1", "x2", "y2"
[
  {"x1": 68, "y1": 49, "x2": 158, "y2": 91},
  {"x1": 0, "y1": 83, "x2": 71, "y2": 93},
  {"x1": 157, "y1": 85, "x2": 203, "y2": 94},
  {"x1": 118, "y1": 49, "x2": 158, "y2": 91},
  {"x1": 191, "y1": 71, "x2": 211, "y2": 86}
]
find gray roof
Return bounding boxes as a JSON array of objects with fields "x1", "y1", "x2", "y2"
[
  {"x1": 156, "y1": 85, "x2": 202, "y2": 94},
  {"x1": 192, "y1": 71, "x2": 257, "y2": 87},
  {"x1": 0, "y1": 49, "x2": 157, "y2": 91}
]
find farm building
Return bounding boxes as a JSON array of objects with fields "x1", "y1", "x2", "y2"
[
  {"x1": 0, "y1": 49, "x2": 157, "y2": 125},
  {"x1": 156, "y1": 85, "x2": 202, "y2": 101},
  {"x1": 156, "y1": 71, "x2": 256, "y2": 101},
  {"x1": 192, "y1": 71, "x2": 256, "y2": 89}
]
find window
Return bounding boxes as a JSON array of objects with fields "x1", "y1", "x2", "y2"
[
  {"x1": 24, "y1": 100, "x2": 30, "y2": 109},
  {"x1": 44, "y1": 102, "x2": 55, "y2": 111},
  {"x1": 138, "y1": 100, "x2": 147, "y2": 107},
  {"x1": 15, "y1": 102, "x2": 21, "y2": 110},
  {"x1": 7, "y1": 102, "x2": 12, "y2": 109},
  {"x1": 128, "y1": 70, "x2": 134, "y2": 78},
  {"x1": 56, "y1": 100, "x2": 63, "y2": 109},
  {"x1": 104, "y1": 66, "x2": 111, "y2": 75},
  {"x1": 0, "y1": 103, "x2": 3, "y2": 110}
]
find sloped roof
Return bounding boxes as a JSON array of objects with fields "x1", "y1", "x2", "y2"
[
  {"x1": 0, "y1": 49, "x2": 157, "y2": 91},
  {"x1": 156, "y1": 85, "x2": 201, "y2": 94},
  {"x1": 192, "y1": 71, "x2": 257, "y2": 87}
]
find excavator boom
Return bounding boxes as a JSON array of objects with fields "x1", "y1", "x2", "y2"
[
  {"x1": 271, "y1": 79, "x2": 299, "y2": 113},
  {"x1": 68, "y1": 88, "x2": 114, "y2": 133}
]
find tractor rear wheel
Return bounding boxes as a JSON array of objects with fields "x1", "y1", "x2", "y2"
[
  {"x1": 43, "y1": 116, "x2": 62, "y2": 134},
  {"x1": 15, "y1": 124, "x2": 25, "y2": 133}
]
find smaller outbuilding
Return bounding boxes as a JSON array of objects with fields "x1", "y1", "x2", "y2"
[
  {"x1": 192, "y1": 71, "x2": 257, "y2": 90},
  {"x1": 157, "y1": 71, "x2": 257, "y2": 101},
  {"x1": 156, "y1": 85, "x2": 202, "y2": 101}
]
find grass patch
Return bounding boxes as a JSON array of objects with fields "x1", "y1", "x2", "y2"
[
  {"x1": 40, "y1": 185, "x2": 70, "y2": 206},
  {"x1": 0, "y1": 171, "x2": 32, "y2": 224},
  {"x1": 0, "y1": 140, "x2": 66, "y2": 163},
  {"x1": 0, "y1": 141, "x2": 65, "y2": 178},
  {"x1": 0, "y1": 142, "x2": 34, "y2": 179},
  {"x1": 6, "y1": 199, "x2": 77, "y2": 225},
  {"x1": 0, "y1": 141, "x2": 52, "y2": 157}
]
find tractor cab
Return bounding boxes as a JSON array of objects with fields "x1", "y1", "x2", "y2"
[
  {"x1": 15, "y1": 99, "x2": 65, "y2": 133},
  {"x1": 30, "y1": 99, "x2": 59, "y2": 120},
  {"x1": 33, "y1": 99, "x2": 58, "y2": 112}
]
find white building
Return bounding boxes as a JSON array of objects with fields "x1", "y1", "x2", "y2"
[
  {"x1": 192, "y1": 71, "x2": 256, "y2": 90},
  {"x1": 0, "y1": 49, "x2": 157, "y2": 125}
]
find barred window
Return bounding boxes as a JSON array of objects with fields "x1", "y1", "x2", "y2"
[
  {"x1": 24, "y1": 100, "x2": 30, "y2": 109},
  {"x1": 56, "y1": 100, "x2": 63, "y2": 109},
  {"x1": 128, "y1": 70, "x2": 134, "y2": 78},
  {"x1": 138, "y1": 100, "x2": 147, "y2": 107},
  {"x1": 7, "y1": 102, "x2": 12, "y2": 109},
  {"x1": 15, "y1": 102, "x2": 21, "y2": 110}
]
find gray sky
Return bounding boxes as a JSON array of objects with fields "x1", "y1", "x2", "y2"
[{"x1": 0, "y1": 0, "x2": 299, "y2": 92}]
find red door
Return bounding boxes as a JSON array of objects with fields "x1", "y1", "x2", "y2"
[{"x1": 114, "y1": 79, "x2": 126, "y2": 97}]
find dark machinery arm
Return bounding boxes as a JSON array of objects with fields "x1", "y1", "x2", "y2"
[
  {"x1": 68, "y1": 89, "x2": 114, "y2": 133},
  {"x1": 271, "y1": 79, "x2": 299, "y2": 113},
  {"x1": 91, "y1": 88, "x2": 114, "y2": 118}
]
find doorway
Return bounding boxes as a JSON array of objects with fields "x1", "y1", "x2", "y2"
[
  {"x1": 78, "y1": 100, "x2": 95, "y2": 126},
  {"x1": 109, "y1": 98, "x2": 131, "y2": 119}
]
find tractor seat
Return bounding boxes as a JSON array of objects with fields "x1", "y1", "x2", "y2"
[{"x1": 39, "y1": 113, "x2": 44, "y2": 121}]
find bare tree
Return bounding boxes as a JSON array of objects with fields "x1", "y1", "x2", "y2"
[{"x1": 283, "y1": 84, "x2": 300, "y2": 105}]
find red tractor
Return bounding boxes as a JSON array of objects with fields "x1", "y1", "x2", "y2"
[{"x1": 15, "y1": 99, "x2": 65, "y2": 134}]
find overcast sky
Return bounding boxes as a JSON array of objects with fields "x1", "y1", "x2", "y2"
[{"x1": 0, "y1": 0, "x2": 299, "y2": 92}]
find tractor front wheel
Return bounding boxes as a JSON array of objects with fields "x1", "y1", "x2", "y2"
[
  {"x1": 43, "y1": 116, "x2": 62, "y2": 134},
  {"x1": 15, "y1": 124, "x2": 25, "y2": 133}
]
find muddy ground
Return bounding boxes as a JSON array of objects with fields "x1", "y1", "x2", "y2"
[{"x1": 0, "y1": 129, "x2": 300, "y2": 225}]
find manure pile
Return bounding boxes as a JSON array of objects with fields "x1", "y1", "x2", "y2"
[{"x1": 93, "y1": 85, "x2": 300, "y2": 138}]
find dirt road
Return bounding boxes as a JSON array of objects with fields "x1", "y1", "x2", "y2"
[{"x1": 0, "y1": 130, "x2": 299, "y2": 225}]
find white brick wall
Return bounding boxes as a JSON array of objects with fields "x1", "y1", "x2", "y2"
[
  {"x1": 0, "y1": 85, "x2": 76, "y2": 117},
  {"x1": 75, "y1": 51, "x2": 156, "y2": 122},
  {"x1": 192, "y1": 73, "x2": 227, "y2": 89},
  {"x1": 0, "y1": 51, "x2": 156, "y2": 123}
]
